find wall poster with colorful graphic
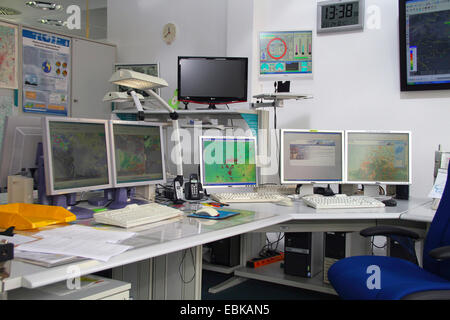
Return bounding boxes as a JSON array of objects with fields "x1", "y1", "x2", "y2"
[
  {"x1": 22, "y1": 29, "x2": 71, "y2": 116},
  {"x1": 0, "y1": 22, "x2": 18, "y2": 89}
]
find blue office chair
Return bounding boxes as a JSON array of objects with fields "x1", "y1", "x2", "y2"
[{"x1": 328, "y1": 173, "x2": 450, "y2": 300}]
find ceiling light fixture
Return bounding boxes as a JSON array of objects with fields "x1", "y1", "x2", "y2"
[
  {"x1": 39, "y1": 18, "x2": 66, "y2": 27},
  {"x1": 0, "y1": 7, "x2": 22, "y2": 15},
  {"x1": 26, "y1": 1, "x2": 63, "y2": 11}
]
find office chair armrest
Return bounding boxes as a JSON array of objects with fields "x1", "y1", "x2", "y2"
[
  {"x1": 360, "y1": 226, "x2": 420, "y2": 240},
  {"x1": 429, "y1": 245, "x2": 450, "y2": 261}
]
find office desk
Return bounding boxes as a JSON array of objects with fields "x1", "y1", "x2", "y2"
[
  {"x1": 1, "y1": 197, "x2": 434, "y2": 299},
  {"x1": 219, "y1": 197, "x2": 432, "y2": 295},
  {"x1": 2, "y1": 209, "x2": 289, "y2": 300},
  {"x1": 400, "y1": 200, "x2": 435, "y2": 223}
]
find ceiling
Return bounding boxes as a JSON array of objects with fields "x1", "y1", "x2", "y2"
[{"x1": 0, "y1": 0, "x2": 108, "y2": 40}]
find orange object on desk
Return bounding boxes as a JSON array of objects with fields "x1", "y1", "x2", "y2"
[{"x1": 0, "y1": 203, "x2": 76, "y2": 230}]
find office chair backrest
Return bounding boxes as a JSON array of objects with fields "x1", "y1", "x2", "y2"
[{"x1": 423, "y1": 172, "x2": 450, "y2": 280}]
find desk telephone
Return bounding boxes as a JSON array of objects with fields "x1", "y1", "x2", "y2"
[{"x1": 184, "y1": 174, "x2": 203, "y2": 200}]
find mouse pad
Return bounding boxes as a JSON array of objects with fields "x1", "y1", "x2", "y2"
[{"x1": 188, "y1": 210, "x2": 240, "y2": 220}]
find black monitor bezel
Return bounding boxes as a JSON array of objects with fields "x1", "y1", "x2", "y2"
[
  {"x1": 399, "y1": 0, "x2": 450, "y2": 91},
  {"x1": 177, "y1": 56, "x2": 248, "y2": 104}
]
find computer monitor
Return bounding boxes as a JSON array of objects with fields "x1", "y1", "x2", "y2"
[
  {"x1": 199, "y1": 136, "x2": 257, "y2": 188},
  {"x1": 110, "y1": 120, "x2": 166, "y2": 187},
  {"x1": 399, "y1": 0, "x2": 450, "y2": 91},
  {"x1": 280, "y1": 130, "x2": 344, "y2": 188},
  {"x1": 42, "y1": 117, "x2": 113, "y2": 196},
  {"x1": 0, "y1": 116, "x2": 42, "y2": 190},
  {"x1": 345, "y1": 131, "x2": 412, "y2": 192},
  {"x1": 177, "y1": 56, "x2": 248, "y2": 109}
]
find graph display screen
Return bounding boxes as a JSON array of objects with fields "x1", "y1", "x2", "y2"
[
  {"x1": 281, "y1": 130, "x2": 343, "y2": 184},
  {"x1": 259, "y1": 31, "x2": 313, "y2": 75},
  {"x1": 346, "y1": 131, "x2": 411, "y2": 184},
  {"x1": 112, "y1": 123, "x2": 164, "y2": 185},
  {"x1": 200, "y1": 137, "x2": 257, "y2": 187},
  {"x1": 47, "y1": 120, "x2": 110, "y2": 191},
  {"x1": 400, "y1": 0, "x2": 450, "y2": 91}
]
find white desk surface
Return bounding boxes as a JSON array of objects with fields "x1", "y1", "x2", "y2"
[
  {"x1": 400, "y1": 200, "x2": 435, "y2": 223},
  {"x1": 2, "y1": 197, "x2": 432, "y2": 291},
  {"x1": 3, "y1": 209, "x2": 290, "y2": 291}
]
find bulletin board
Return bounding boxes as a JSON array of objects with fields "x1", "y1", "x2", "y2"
[{"x1": 0, "y1": 21, "x2": 18, "y2": 89}]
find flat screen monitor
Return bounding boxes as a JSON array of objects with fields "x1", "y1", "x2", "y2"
[
  {"x1": 280, "y1": 130, "x2": 344, "y2": 184},
  {"x1": 199, "y1": 136, "x2": 257, "y2": 188},
  {"x1": 399, "y1": 0, "x2": 450, "y2": 91},
  {"x1": 0, "y1": 116, "x2": 42, "y2": 190},
  {"x1": 177, "y1": 56, "x2": 248, "y2": 108},
  {"x1": 259, "y1": 30, "x2": 313, "y2": 76},
  {"x1": 42, "y1": 117, "x2": 113, "y2": 195},
  {"x1": 345, "y1": 131, "x2": 412, "y2": 185},
  {"x1": 110, "y1": 120, "x2": 166, "y2": 187}
]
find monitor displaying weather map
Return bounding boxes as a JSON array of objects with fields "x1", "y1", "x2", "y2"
[
  {"x1": 112, "y1": 123, "x2": 164, "y2": 186},
  {"x1": 200, "y1": 137, "x2": 257, "y2": 187},
  {"x1": 281, "y1": 130, "x2": 344, "y2": 184},
  {"x1": 401, "y1": 0, "x2": 450, "y2": 90},
  {"x1": 346, "y1": 132, "x2": 411, "y2": 184},
  {"x1": 259, "y1": 31, "x2": 313, "y2": 76},
  {"x1": 47, "y1": 120, "x2": 110, "y2": 192}
]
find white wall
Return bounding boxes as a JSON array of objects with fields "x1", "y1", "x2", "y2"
[
  {"x1": 249, "y1": 0, "x2": 450, "y2": 197},
  {"x1": 107, "y1": 0, "x2": 228, "y2": 102},
  {"x1": 108, "y1": 0, "x2": 450, "y2": 198}
]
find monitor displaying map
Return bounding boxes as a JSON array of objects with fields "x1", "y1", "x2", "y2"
[
  {"x1": 259, "y1": 30, "x2": 313, "y2": 76},
  {"x1": 111, "y1": 122, "x2": 165, "y2": 186},
  {"x1": 345, "y1": 131, "x2": 411, "y2": 184},
  {"x1": 200, "y1": 136, "x2": 257, "y2": 188},
  {"x1": 400, "y1": 0, "x2": 450, "y2": 91},
  {"x1": 45, "y1": 119, "x2": 112, "y2": 193}
]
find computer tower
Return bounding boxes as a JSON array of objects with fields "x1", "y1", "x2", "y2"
[
  {"x1": 284, "y1": 232, "x2": 323, "y2": 278},
  {"x1": 208, "y1": 235, "x2": 241, "y2": 267},
  {"x1": 323, "y1": 232, "x2": 370, "y2": 284}
]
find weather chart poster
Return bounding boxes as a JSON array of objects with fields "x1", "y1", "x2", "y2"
[{"x1": 22, "y1": 29, "x2": 70, "y2": 116}]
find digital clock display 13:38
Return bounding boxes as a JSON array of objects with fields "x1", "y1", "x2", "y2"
[{"x1": 317, "y1": 0, "x2": 364, "y2": 32}]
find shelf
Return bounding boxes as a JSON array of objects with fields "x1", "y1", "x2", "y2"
[
  {"x1": 202, "y1": 262, "x2": 242, "y2": 274},
  {"x1": 113, "y1": 109, "x2": 256, "y2": 115},
  {"x1": 234, "y1": 261, "x2": 337, "y2": 296}
]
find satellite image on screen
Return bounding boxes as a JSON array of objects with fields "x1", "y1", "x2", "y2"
[
  {"x1": 408, "y1": 9, "x2": 450, "y2": 77},
  {"x1": 50, "y1": 122, "x2": 109, "y2": 190},
  {"x1": 114, "y1": 125, "x2": 163, "y2": 183},
  {"x1": 347, "y1": 140, "x2": 409, "y2": 182},
  {"x1": 202, "y1": 138, "x2": 256, "y2": 186}
]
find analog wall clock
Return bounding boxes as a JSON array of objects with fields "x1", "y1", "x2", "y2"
[{"x1": 162, "y1": 23, "x2": 177, "y2": 45}]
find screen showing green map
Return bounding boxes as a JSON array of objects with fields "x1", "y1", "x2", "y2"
[
  {"x1": 49, "y1": 121, "x2": 109, "y2": 190},
  {"x1": 201, "y1": 137, "x2": 256, "y2": 187},
  {"x1": 113, "y1": 124, "x2": 164, "y2": 185},
  {"x1": 346, "y1": 132, "x2": 410, "y2": 183}
]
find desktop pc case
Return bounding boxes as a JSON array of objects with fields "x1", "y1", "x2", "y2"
[
  {"x1": 284, "y1": 232, "x2": 323, "y2": 278},
  {"x1": 207, "y1": 235, "x2": 241, "y2": 267},
  {"x1": 323, "y1": 232, "x2": 370, "y2": 284}
]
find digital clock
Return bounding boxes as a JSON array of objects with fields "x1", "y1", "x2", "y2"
[{"x1": 317, "y1": 0, "x2": 364, "y2": 33}]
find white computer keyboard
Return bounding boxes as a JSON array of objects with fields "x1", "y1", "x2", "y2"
[
  {"x1": 302, "y1": 194, "x2": 385, "y2": 209},
  {"x1": 94, "y1": 203, "x2": 183, "y2": 228},
  {"x1": 210, "y1": 192, "x2": 287, "y2": 204}
]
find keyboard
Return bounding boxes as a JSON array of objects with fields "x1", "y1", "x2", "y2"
[
  {"x1": 302, "y1": 194, "x2": 385, "y2": 209},
  {"x1": 94, "y1": 203, "x2": 183, "y2": 228},
  {"x1": 210, "y1": 192, "x2": 287, "y2": 204}
]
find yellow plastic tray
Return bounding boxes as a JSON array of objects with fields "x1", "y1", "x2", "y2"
[{"x1": 0, "y1": 203, "x2": 76, "y2": 230}]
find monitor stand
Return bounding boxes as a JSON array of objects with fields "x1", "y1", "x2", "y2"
[
  {"x1": 363, "y1": 185, "x2": 381, "y2": 197},
  {"x1": 52, "y1": 194, "x2": 95, "y2": 219},
  {"x1": 108, "y1": 187, "x2": 148, "y2": 210},
  {"x1": 296, "y1": 184, "x2": 314, "y2": 197},
  {"x1": 87, "y1": 188, "x2": 115, "y2": 207}
]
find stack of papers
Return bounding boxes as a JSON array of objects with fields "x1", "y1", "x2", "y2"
[{"x1": 17, "y1": 225, "x2": 136, "y2": 262}]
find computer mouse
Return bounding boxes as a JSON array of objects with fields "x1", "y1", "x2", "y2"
[
  {"x1": 277, "y1": 198, "x2": 293, "y2": 207},
  {"x1": 195, "y1": 207, "x2": 220, "y2": 217},
  {"x1": 382, "y1": 198, "x2": 397, "y2": 207}
]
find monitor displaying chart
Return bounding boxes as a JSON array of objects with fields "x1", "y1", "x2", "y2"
[
  {"x1": 345, "y1": 131, "x2": 411, "y2": 184},
  {"x1": 259, "y1": 31, "x2": 313, "y2": 76},
  {"x1": 200, "y1": 136, "x2": 257, "y2": 188}
]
